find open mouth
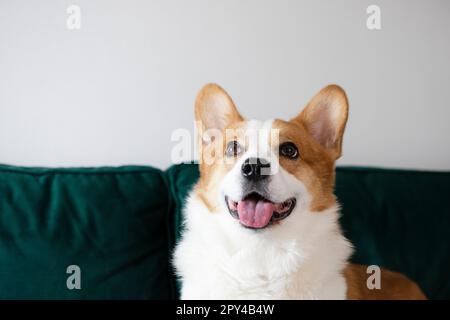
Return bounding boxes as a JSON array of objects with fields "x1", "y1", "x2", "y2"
[{"x1": 225, "y1": 192, "x2": 296, "y2": 230}]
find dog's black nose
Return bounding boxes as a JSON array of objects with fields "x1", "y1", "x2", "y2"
[{"x1": 241, "y1": 158, "x2": 271, "y2": 181}]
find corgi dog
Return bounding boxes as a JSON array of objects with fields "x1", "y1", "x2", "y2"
[{"x1": 173, "y1": 83, "x2": 426, "y2": 300}]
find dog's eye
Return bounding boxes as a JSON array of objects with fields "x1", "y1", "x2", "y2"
[
  {"x1": 279, "y1": 142, "x2": 299, "y2": 159},
  {"x1": 226, "y1": 141, "x2": 242, "y2": 157}
]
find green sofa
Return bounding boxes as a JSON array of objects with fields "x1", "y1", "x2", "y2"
[{"x1": 0, "y1": 163, "x2": 449, "y2": 299}]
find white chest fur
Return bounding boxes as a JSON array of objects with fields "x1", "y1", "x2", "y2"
[{"x1": 173, "y1": 194, "x2": 353, "y2": 300}]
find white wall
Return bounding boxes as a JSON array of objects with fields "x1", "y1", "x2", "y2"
[{"x1": 1, "y1": 0, "x2": 449, "y2": 170}]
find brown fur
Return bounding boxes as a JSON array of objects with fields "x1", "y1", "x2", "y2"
[
  {"x1": 272, "y1": 119, "x2": 336, "y2": 212},
  {"x1": 194, "y1": 84, "x2": 246, "y2": 213},
  {"x1": 344, "y1": 264, "x2": 427, "y2": 300}
]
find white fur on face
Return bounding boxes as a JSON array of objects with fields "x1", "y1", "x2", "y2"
[{"x1": 219, "y1": 119, "x2": 310, "y2": 214}]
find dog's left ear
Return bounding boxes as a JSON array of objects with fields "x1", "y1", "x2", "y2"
[{"x1": 292, "y1": 85, "x2": 349, "y2": 159}]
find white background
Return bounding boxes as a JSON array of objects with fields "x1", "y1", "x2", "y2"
[{"x1": 1, "y1": 0, "x2": 449, "y2": 170}]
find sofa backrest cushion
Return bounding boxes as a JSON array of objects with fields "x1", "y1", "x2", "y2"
[{"x1": 0, "y1": 165, "x2": 175, "y2": 299}]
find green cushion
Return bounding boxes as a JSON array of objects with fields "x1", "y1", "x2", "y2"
[
  {"x1": 165, "y1": 163, "x2": 200, "y2": 245},
  {"x1": 335, "y1": 167, "x2": 450, "y2": 300},
  {"x1": 166, "y1": 164, "x2": 450, "y2": 300},
  {"x1": 0, "y1": 165, "x2": 175, "y2": 299}
]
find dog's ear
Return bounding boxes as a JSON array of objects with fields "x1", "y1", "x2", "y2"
[
  {"x1": 292, "y1": 85, "x2": 349, "y2": 159},
  {"x1": 195, "y1": 83, "x2": 243, "y2": 135}
]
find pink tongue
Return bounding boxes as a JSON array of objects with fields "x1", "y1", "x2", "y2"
[{"x1": 237, "y1": 199, "x2": 275, "y2": 228}]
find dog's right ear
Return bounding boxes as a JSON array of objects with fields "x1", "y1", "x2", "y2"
[{"x1": 195, "y1": 84, "x2": 243, "y2": 137}]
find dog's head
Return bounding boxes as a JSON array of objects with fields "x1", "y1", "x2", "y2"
[{"x1": 194, "y1": 83, "x2": 348, "y2": 231}]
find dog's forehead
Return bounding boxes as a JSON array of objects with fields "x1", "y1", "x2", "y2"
[{"x1": 242, "y1": 119, "x2": 275, "y2": 146}]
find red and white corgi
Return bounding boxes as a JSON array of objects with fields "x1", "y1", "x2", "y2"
[{"x1": 173, "y1": 83, "x2": 425, "y2": 300}]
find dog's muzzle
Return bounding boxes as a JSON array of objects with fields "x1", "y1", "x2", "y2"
[{"x1": 225, "y1": 192, "x2": 296, "y2": 229}]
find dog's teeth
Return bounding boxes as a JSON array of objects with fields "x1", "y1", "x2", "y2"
[{"x1": 227, "y1": 198, "x2": 238, "y2": 210}]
